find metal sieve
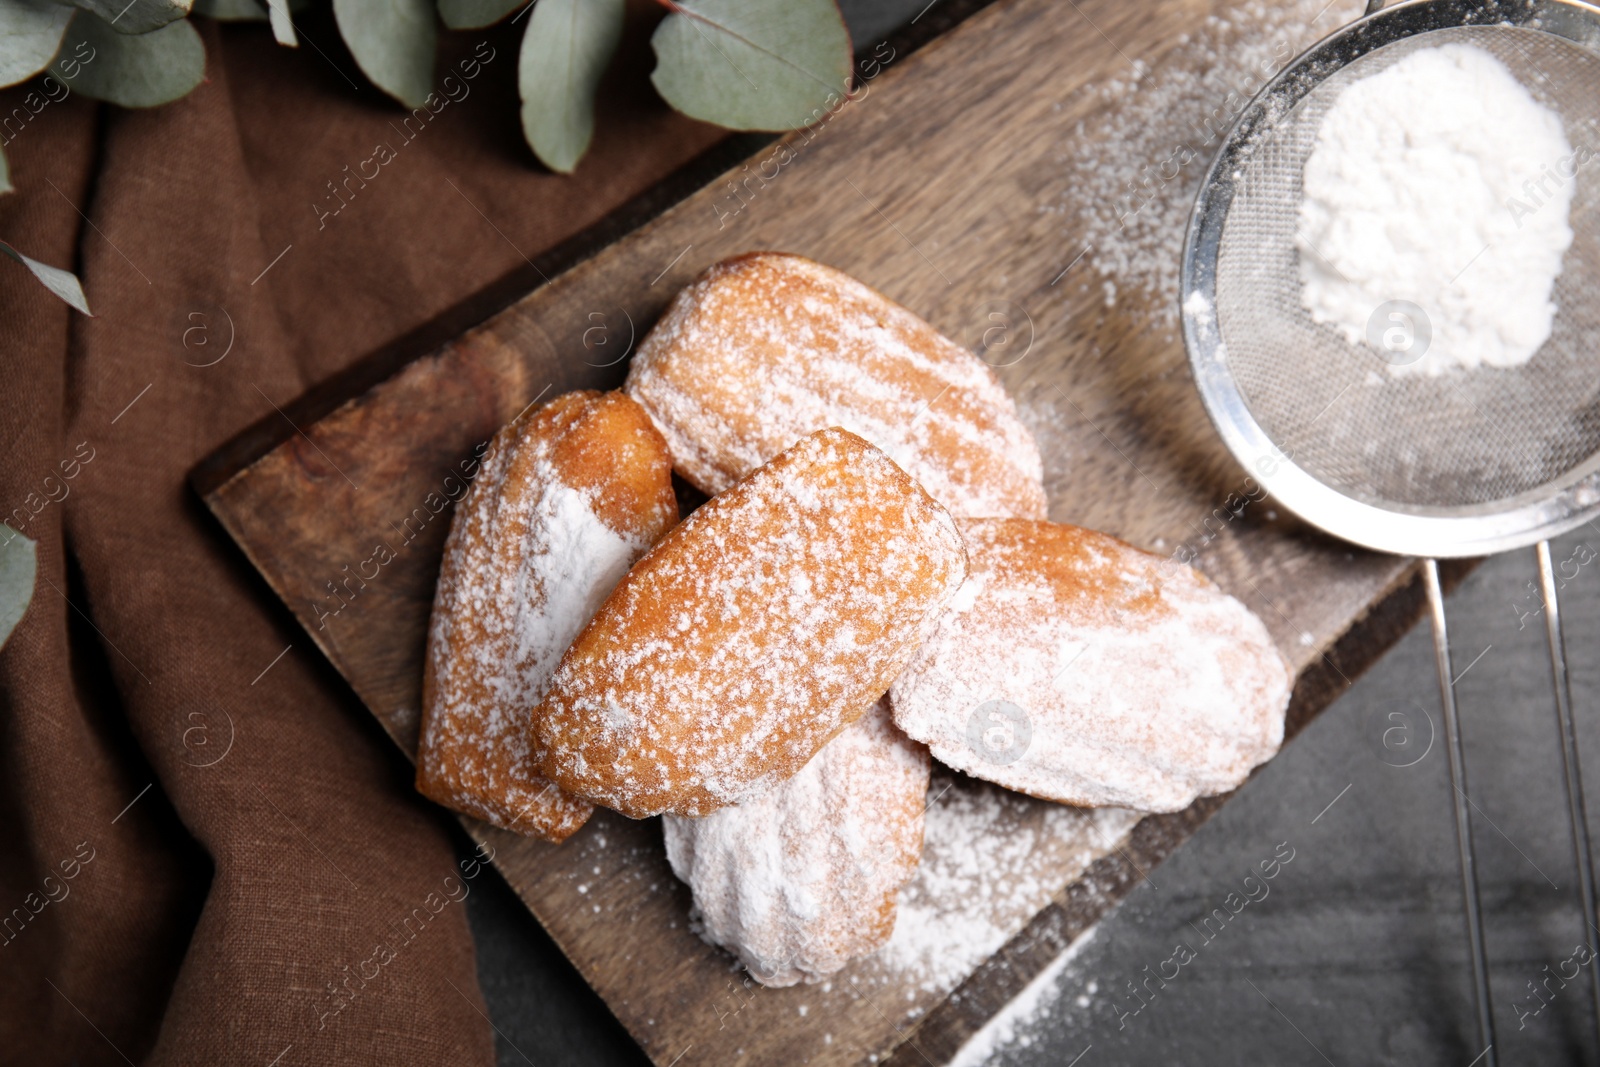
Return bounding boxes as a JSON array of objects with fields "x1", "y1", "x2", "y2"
[{"x1": 1181, "y1": 1, "x2": 1600, "y2": 1062}]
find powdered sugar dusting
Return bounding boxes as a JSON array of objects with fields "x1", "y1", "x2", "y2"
[
  {"x1": 1054, "y1": 0, "x2": 1363, "y2": 334},
  {"x1": 535, "y1": 428, "x2": 968, "y2": 818},
  {"x1": 948, "y1": 924, "x2": 1103, "y2": 1067},
  {"x1": 891, "y1": 520, "x2": 1290, "y2": 812},
  {"x1": 663, "y1": 701, "x2": 930, "y2": 987},
  {"x1": 873, "y1": 770, "x2": 1140, "y2": 995},
  {"x1": 626, "y1": 252, "x2": 1047, "y2": 520},
  {"x1": 504, "y1": 481, "x2": 644, "y2": 711}
]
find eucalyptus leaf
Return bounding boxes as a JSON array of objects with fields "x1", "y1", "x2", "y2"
[
  {"x1": 0, "y1": 239, "x2": 90, "y2": 314},
  {"x1": 191, "y1": 0, "x2": 265, "y2": 20},
  {"x1": 265, "y1": 0, "x2": 294, "y2": 45},
  {"x1": 517, "y1": 0, "x2": 620, "y2": 173},
  {"x1": 188, "y1": 0, "x2": 301, "y2": 18},
  {"x1": 190, "y1": 0, "x2": 298, "y2": 42},
  {"x1": 0, "y1": 526, "x2": 37, "y2": 652},
  {"x1": 54, "y1": 0, "x2": 192, "y2": 36},
  {"x1": 333, "y1": 0, "x2": 434, "y2": 108},
  {"x1": 51, "y1": 14, "x2": 204, "y2": 107},
  {"x1": 650, "y1": 0, "x2": 851, "y2": 131},
  {"x1": 0, "y1": 0, "x2": 73, "y2": 87},
  {"x1": 438, "y1": 0, "x2": 521, "y2": 30}
]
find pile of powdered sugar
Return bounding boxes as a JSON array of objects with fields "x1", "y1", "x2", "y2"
[{"x1": 1297, "y1": 42, "x2": 1576, "y2": 375}]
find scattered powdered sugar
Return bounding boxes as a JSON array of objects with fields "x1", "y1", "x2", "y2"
[
  {"x1": 891, "y1": 520, "x2": 1290, "y2": 812},
  {"x1": 662, "y1": 701, "x2": 930, "y2": 987},
  {"x1": 1054, "y1": 0, "x2": 1363, "y2": 333},
  {"x1": 1298, "y1": 43, "x2": 1576, "y2": 375},
  {"x1": 874, "y1": 771, "x2": 1140, "y2": 995},
  {"x1": 626, "y1": 253, "x2": 1047, "y2": 520},
  {"x1": 947, "y1": 925, "x2": 1102, "y2": 1067}
]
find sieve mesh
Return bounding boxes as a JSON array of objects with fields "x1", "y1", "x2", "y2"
[{"x1": 1215, "y1": 23, "x2": 1600, "y2": 513}]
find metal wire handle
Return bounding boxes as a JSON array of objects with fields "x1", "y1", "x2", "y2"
[
  {"x1": 1423, "y1": 560, "x2": 1497, "y2": 1066},
  {"x1": 1538, "y1": 540, "x2": 1600, "y2": 1056},
  {"x1": 1424, "y1": 545, "x2": 1600, "y2": 1067}
]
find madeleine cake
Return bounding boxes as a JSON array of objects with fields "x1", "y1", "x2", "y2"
[
  {"x1": 533, "y1": 427, "x2": 967, "y2": 818},
  {"x1": 625, "y1": 252, "x2": 1047, "y2": 520},
  {"x1": 417, "y1": 390, "x2": 677, "y2": 840},
  {"x1": 890, "y1": 519, "x2": 1290, "y2": 812},
  {"x1": 663, "y1": 700, "x2": 930, "y2": 986}
]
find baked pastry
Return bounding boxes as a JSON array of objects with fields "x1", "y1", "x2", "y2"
[
  {"x1": 889, "y1": 519, "x2": 1290, "y2": 812},
  {"x1": 663, "y1": 699, "x2": 930, "y2": 987},
  {"x1": 624, "y1": 252, "x2": 1048, "y2": 520},
  {"x1": 533, "y1": 427, "x2": 967, "y2": 818},
  {"x1": 417, "y1": 390, "x2": 678, "y2": 841}
]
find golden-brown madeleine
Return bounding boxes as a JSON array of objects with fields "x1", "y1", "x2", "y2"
[
  {"x1": 417, "y1": 390, "x2": 677, "y2": 841},
  {"x1": 533, "y1": 427, "x2": 967, "y2": 818},
  {"x1": 624, "y1": 252, "x2": 1047, "y2": 520},
  {"x1": 662, "y1": 700, "x2": 929, "y2": 987},
  {"x1": 890, "y1": 519, "x2": 1291, "y2": 812}
]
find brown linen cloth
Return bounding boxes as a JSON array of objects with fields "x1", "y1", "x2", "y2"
[{"x1": 0, "y1": 11, "x2": 722, "y2": 1064}]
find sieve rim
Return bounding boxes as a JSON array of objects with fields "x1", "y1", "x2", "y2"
[{"x1": 1180, "y1": 0, "x2": 1600, "y2": 558}]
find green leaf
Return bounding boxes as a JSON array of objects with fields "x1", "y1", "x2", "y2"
[
  {"x1": 517, "y1": 0, "x2": 621, "y2": 173},
  {"x1": 191, "y1": 0, "x2": 265, "y2": 20},
  {"x1": 189, "y1": 0, "x2": 301, "y2": 37},
  {"x1": 0, "y1": 143, "x2": 10, "y2": 196},
  {"x1": 54, "y1": 0, "x2": 192, "y2": 36},
  {"x1": 187, "y1": 0, "x2": 300, "y2": 20},
  {"x1": 438, "y1": 0, "x2": 520, "y2": 30},
  {"x1": 0, "y1": 525, "x2": 36, "y2": 652},
  {"x1": 0, "y1": 0, "x2": 74, "y2": 87},
  {"x1": 51, "y1": 14, "x2": 205, "y2": 106},
  {"x1": 649, "y1": 0, "x2": 850, "y2": 131},
  {"x1": 0, "y1": 239, "x2": 90, "y2": 314},
  {"x1": 334, "y1": 0, "x2": 435, "y2": 108},
  {"x1": 264, "y1": 0, "x2": 294, "y2": 45}
]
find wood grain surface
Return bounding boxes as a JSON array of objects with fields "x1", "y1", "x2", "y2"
[{"x1": 192, "y1": 0, "x2": 1433, "y2": 1062}]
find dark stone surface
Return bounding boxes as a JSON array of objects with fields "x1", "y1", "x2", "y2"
[{"x1": 459, "y1": 850, "x2": 652, "y2": 1067}]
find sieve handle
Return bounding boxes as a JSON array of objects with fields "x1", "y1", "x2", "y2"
[
  {"x1": 1536, "y1": 540, "x2": 1600, "y2": 1057},
  {"x1": 1424, "y1": 560, "x2": 1498, "y2": 1067},
  {"x1": 1363, "y1": 0, "x2": 1388, "y2": 13}
]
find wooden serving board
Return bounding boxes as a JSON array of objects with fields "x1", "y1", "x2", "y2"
[{"x1": 193, "y1": 0, "x2": 1438, "y2": 1062}]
